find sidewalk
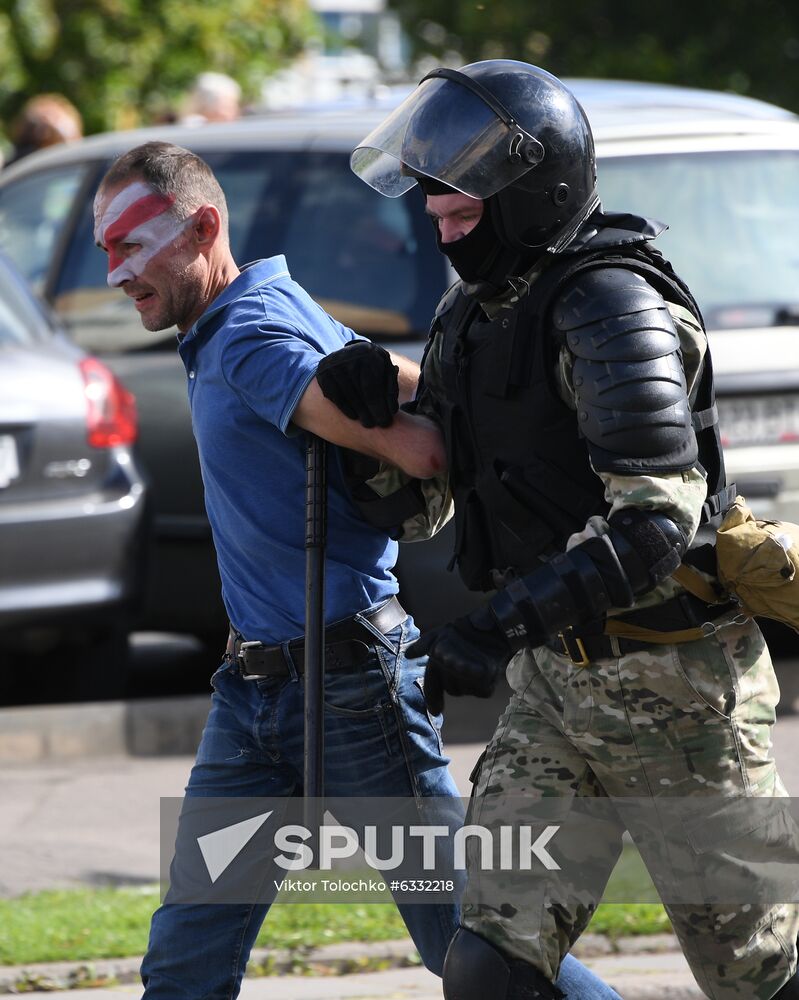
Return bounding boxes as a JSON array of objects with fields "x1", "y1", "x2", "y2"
[{"x1": 1, "y1": 937, "x2": 704, "y2": 999}]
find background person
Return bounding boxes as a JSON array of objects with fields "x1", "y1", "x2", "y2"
[
  {"x1": 180, "y1": 71, "x2": 242, "y2": 125},
  {"x1": 5, "y1": 93, "x2": 83, "y2": 167}
]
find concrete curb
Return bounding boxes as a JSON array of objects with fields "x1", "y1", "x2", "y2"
[
  {"x1": 0, "y1": 934, "x2": 681, "y2": 994},
  {"x1": 0, "y1": 696, "x2": 210, "y2": 763},
  {"x1": 0, "y1": 679, "x2": 517, "y2": 764}
]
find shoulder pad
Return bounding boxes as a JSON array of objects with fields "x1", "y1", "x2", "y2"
[
  {"x1": 553, "y1": 267, "x2": 679, "y2": 363},
  {"x1": 558, "y1": 269, "x2": 697, "y2": 472}
]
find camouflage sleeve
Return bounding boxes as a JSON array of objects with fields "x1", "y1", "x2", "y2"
[
  {"x1": 558, "y1": 300, "x2": 710, "y2": 611},
  {"x1": 362, "y1": 461, "x2": 453, "y2": 543}
]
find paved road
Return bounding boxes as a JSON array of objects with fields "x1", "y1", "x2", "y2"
[
  {"x1": 3, "y1": 711, "x2": 799, "y2": 898},
  {"x1": 0, "y1": 741, "x2": 484, "y2": 896}
]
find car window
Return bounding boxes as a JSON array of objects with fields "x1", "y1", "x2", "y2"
[
  {"x1": 0, "y1": 262, "x2": 49, "y2": 345},
  {"x1": 598, "y1": 150, "x2": 799, "y2": 327},
  {"x1": 0, "y1": 165, "x2": 88, "y2": 295},
  {"x1": 276, "y1": 153, "x2": 425, "y2": 337},
  {"x1": 51, "y1": 149, "x2": 444, "y2": 354}
]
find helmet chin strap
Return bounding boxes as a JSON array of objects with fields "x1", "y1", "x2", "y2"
[
  {"x1": 494, "y1": 187, "x2": 601, "y2": 254},
  {"x1": 545, "y1": 190, "x2": 601, "y2": 254}
]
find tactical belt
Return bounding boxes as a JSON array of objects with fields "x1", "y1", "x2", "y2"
[
  {"x1": 546, "y1": 589, "x2": 742, "y2": 666},
  {"x1": 226, "y1": 595, "x2": 407, "y2": 679}
]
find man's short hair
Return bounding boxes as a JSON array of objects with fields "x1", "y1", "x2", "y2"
[{"x1": 99, "y1": 141, "x2": 229, "y2": 233}]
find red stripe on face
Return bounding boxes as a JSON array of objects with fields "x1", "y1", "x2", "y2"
[{"x1": 104, "y1": 192, "x2": 176, "y2": 273}]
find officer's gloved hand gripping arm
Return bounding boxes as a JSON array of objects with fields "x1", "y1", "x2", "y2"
[
  {"x1": 317, "y1": 338, "x2": 422, "y2": 425},
  {"x1": 408, "y1": 268, "x2": 702, "y2": 714}
]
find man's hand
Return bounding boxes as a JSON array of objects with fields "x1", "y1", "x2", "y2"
[
  {"x1": 317, "y1": 340, "x2": 399, "y2": 428},
  {"x1": 407, "y1": 606, "x2": 517, "y2": 715}
]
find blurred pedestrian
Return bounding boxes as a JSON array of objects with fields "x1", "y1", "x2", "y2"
[
  {"x1": 5, "y1": 93, "x2": 83, "y2": 167},
  {"x1": 181, "y1": 71, "x2": 241, "y2": 125}
]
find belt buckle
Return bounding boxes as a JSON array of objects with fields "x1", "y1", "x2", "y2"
[
  {"x1": 238, "y1": 639, "x2": 266, "y2": 680},
  {"x1": 557, "y1": 629, "x2": 590, "y2": 668}
]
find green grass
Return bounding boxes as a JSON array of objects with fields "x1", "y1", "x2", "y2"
[
  {"x1": 0, "y1": 889, "x2": 416, "y2": 966},
  {"x1": 0, "y1": 846, "x2": 670, "y2": 966},
  {"x1": 589, "y1": 903, "x2": 671, "y2": 938}
]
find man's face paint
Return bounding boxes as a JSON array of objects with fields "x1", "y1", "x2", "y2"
[{"x1": 94, "y1": 181, "x2": 186, "y2": 287}]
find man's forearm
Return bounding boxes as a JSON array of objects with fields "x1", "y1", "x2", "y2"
[{"x1": 292, "y1": 377, "x2": 446, "y2": 480}]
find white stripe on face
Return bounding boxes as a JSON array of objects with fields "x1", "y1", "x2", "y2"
[
  {"x1": 95, "y1": 181, "x2": 190, "y2": 288},
  {"x1": 93, "y1": 181, "x2": 153, "y2": 246}
]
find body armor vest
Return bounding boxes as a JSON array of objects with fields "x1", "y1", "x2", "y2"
[{"x1": 428, "y1": 242, "x2": 732, "y2": 592}]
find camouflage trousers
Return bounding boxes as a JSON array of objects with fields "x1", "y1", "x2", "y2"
[{"x1": 462, "y1": 616, "x2": 799, "y2": 1000}]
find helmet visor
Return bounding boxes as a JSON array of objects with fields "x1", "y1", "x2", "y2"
[{"x1": 351, "y1": 76, "x2": 544, "y2": 200}]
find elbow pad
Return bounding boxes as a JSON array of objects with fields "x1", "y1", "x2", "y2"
[
  {"x1": 606, "y1": 507, "x2": 688, "y2": 587},
  {"x1": 489, "y1": 508, "x2": 688, "y2": 648}
]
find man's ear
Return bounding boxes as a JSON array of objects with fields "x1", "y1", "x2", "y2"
[{"x1": 192, "y1": 205, "x2": 222, "y2": 250}]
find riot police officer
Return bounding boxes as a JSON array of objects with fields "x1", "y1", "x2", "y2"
[{"x1": 318, "y1": 60, "x2": 799, "y2": 1000}]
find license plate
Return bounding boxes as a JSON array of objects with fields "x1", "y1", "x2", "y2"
[
  {"x1": 717, "y1": 395, "x2": 799, "y2": 447},
  {"x1": 0, "y1": 435, "x2": 20, "y2": 489}
]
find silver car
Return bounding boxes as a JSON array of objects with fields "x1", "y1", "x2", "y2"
[
  {"x1": 0, "y1": 78, "x2": 796, "y2": 662},
  {"x1": 0, "y1": 253, "x2": 147, "y2": 702}
]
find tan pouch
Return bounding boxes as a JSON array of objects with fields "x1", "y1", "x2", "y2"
[{"x1": 714, "y1": 496, "x2": 799, "y2": 632}]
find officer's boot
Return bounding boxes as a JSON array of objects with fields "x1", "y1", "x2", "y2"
[{"x1": 442, "y1": 926, "x2": 564, "y2": 1000}]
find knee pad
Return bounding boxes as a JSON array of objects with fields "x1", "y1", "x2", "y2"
[{"x1": 442, "y1": 927, "x2": 563, "y2": 1000}]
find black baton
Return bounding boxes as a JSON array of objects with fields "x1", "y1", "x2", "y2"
[{"x1": 304, "y1": 434, "x2": 326, "y2": 840}]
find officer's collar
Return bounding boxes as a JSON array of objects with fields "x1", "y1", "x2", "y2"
[
  {"x1": 477, "y1": 208, "x2": 667, "y2": 319},
  {"x1": 478, "y1": 255, "x2": 549, "y2": 319}
]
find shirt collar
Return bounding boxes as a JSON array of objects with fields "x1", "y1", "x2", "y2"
[{"x1": 184, "y1": 256, "x2": 291, "y2": 340}]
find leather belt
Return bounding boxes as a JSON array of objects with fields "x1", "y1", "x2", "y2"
[
  {"x1": 546, "y1": 591, "x2": 739, "y2": 666},
  {"x1": 226, "y1": 595, "x2": 407, "y2": 679}
]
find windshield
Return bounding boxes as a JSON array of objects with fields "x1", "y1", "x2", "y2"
[{"x1": 597, "y1": 149, "x2": 799, "y2": 329}]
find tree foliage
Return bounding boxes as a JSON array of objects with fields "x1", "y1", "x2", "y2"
[
  {"x1": 0, "y1": 0, "x2": 317, "y2": 136},
  {"x1": 390, "y1": 0, "x2": 799, "y2": 113}
]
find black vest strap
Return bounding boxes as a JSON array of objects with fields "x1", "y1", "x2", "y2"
[{"x1": 692, "y1": 405, "x2": 719, "y2": 432}]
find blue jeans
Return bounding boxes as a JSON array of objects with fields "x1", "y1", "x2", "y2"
[{"x1": 141, "y1": 613, "x2": 620, "y2": 999}]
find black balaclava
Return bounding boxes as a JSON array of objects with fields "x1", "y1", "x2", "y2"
[
  {"x1": 418, "y1": 177, "x2": 539, "y2": 299},
  {"x1": 436, "y1": 209, "x2": 499, "y2": 285}
]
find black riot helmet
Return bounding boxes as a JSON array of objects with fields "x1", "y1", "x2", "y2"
[{"x1": 351, "y1": 60, "x2": 599, "y2": 255}]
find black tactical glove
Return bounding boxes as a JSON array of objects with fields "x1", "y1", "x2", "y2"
[
  {"x1": 316, "y1": 340, "x2": 399, "y2": 428},
  {"x1": 407, "y1": 605, "x2": 521, "y2": 715}
]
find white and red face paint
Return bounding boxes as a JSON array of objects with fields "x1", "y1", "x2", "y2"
[{"x1": 94, "y1": 181, "x2": 189, "y2": 287}]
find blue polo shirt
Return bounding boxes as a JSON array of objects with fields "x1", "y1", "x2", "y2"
[{"x1": 178, "y1": 256, "x2": 399, "y2": 643}]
